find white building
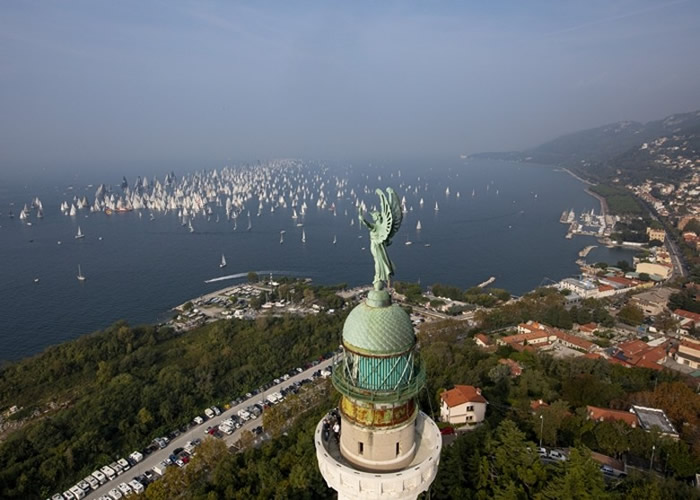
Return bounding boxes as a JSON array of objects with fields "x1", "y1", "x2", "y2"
[
  {"x1": 440, "y1": 385, "x2": 488, "y2": 426},
  {"x1": 559, "y1": 278, "x2": 598, "y2": 298}
]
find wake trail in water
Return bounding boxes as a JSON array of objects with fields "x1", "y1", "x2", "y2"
[{"x1": 204, "y1": 270, "x2": 309, "y2": 283}]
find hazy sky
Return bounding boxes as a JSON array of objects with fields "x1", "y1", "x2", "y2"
[{"x1": 2, "y1": 0, "x2": 700, "y2": 175}]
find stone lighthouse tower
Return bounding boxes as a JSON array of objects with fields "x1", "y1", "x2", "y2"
[{"x1": 315, "y1": 188, "x2": 441, "y2": 500}]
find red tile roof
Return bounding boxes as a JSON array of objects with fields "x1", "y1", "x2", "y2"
[
  {"x1": 617, "y1": 340, "x2": 650, "y2": 357},
  {"x1": 474, "y1": 333, "x2": 490, "y2": 346},
  {"x1": 674, "y1": 309, "x2": 700, "y2": 324},
  {"x1": 441, "y1": 385, "x2": 488, "y2": 407},
  {"x1": 578, "y1": 322, "x2": 598, "y2": 333},
  {"x1": 530, "y1": 399, "x2": 549, "y2": 411},
  {"x1": 501, "y1": 331, "x2": 551, "y2": 344},
  {"x1": 587, "y1": 406, "x2": 638, "y2": 427},
  {"x1": 499, "y1": 358, "x2": 522, "y2": 376},
  {"x1": 605, "y1": 276, "x2": 636, "y2": 287},
  {"x1": 554, "y1": 331, "x2": 595, "y2": 350}
]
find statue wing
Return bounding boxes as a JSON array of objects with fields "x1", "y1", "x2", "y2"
[
  {"x1": 386, "y1": 187, "x2": 402, "y2": 240},
  {"x1": 374, "y1": 189, "x2": 393, "y2": 243}
]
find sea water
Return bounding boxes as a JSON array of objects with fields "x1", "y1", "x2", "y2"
[{"x1": 0, "y1": 159, "x2": 636, "y2": 361}]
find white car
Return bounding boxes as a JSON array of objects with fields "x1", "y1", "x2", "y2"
[
  {"x1": 129, "y1": 479, "x2": 145, "y2": 494},
  {"x1": 108, "y1": 488, "x2": 123, "y2": 500},
  {"x1": 118, "y1": 482, "x2": 132, "y2": 495},
  {"x1": 548, "y1": 450, "x2": 567, "y2": 461}
]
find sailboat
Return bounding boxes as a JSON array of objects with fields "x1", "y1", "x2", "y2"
[
  {"x1": 75, "y1": 226, "x2": 85, "y2": 239},
  {"x1": 301, "y1": 229, "x2": 306, "y2": 243},
  {"x1": 77, "y1": 265, "x2": 86, "y2": 281},
  {"x1": 434, "y1": 201, "x2": 439, "y2": 211},
  {"x1": 219, "y1": 253, "x2": 227, "y2": 268},
  {"x1": 247, "y1": 217, "x2": 252, "y2": 231},
  {"x1": 280, "y1": 230, "x2": 285, "y2": 244},
  {"x1": 332, "y1": 235, "x2": 337, "y2": 245},
  {"x1": 404, "y1": 233, "x2": 412, "y2": 246},
  {"x1": 416, "y1": 220, "x2": 422, "y2": 231}
]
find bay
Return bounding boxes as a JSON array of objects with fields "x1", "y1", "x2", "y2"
[{"x1": 0, "y1": 159, "x2": 637, "y2": 362}]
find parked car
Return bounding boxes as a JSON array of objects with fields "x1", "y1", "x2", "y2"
[
  {"x1": 548, "y1": 450, "x2": 567, "y2": 461},
  {"x1": 108, "y1": 488, "x2": 123, "y2": 500}
]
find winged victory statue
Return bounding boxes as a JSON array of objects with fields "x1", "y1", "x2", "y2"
[{"x1": 359, "y1": 187, "x2": 403, "y2": 290}]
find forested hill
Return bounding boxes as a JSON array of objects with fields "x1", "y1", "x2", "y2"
[
  {"x1": 0, "y1": 312, "x2": 346, "y2": 499},
  {"x1": 472, "y1": 109, "x2": 700, "y2": 182}
]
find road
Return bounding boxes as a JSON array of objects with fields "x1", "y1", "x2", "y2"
[
  {"x1": 638, "y1": 197, "x2": 687, "y2": 278},
  {"x1": 85, "y1": 356, "x2": 336, "y2": 500}
]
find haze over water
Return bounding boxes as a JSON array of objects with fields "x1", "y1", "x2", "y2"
[{"x1": 0, "y1": 159, "x2": 636, "y2": 362}]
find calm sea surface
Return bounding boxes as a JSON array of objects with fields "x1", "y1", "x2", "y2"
[{"x1": 0, "y1": 160, "x2": 636, "y2": 362}]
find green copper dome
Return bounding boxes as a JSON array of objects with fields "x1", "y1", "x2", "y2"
[{"x1": 343, "y1": 291, "x2": 415, "y2": 355}]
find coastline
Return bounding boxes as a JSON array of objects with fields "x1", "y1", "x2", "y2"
[{"x1": 558, "y1": 167, "x2": 608, "y2": 217}]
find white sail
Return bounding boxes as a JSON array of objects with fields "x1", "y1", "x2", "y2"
[
  {"x1": 416, "y1": 220, "x2": 422, "y2": 231},
  {"x1": 302, "y1": 229, "x2": 306, "y2": 243},
  {"x1": 219, "y1": 253, "x2": 227, "y2": 268},
  {"x1": 332, "y1": 235, "x2": 337, "y2": 245},
  {"x1": 434, "y1": 201, "x2": 439, "y2": 211},
  {"x1": 77, "y1": 264, "x2": 86, "y2": 281},
  {"x1": 75, "y1": 226, "x2": 84, "y2": 239}
]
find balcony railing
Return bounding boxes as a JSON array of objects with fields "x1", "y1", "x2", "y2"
[{"x1": 331, "y1": 362, "x2": 426, "y2": 404}]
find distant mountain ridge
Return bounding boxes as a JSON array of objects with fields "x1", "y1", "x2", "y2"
[{"x1": 472, "y1": 109, "x2": 700, "y2": 182}]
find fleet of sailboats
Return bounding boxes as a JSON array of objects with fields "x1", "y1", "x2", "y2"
[{"x1": 7, "y1": 161, "x2": 475, "y2": 286}]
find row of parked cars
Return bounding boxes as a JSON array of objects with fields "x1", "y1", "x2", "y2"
[
  {"x1": 48, "y1": 453, "x2": 145, "y2": 500},
  {"x1": 49, "y1": 352, "x2": 341, "y2": 500}
]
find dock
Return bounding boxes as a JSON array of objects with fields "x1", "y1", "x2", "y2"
[{"x1": 578, "y1": 245, "x2": 597, "y2": 258}]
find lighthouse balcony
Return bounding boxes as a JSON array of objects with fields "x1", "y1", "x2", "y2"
[{"x1": 331, "y1": 362, "x2": 426, "y2": 404}]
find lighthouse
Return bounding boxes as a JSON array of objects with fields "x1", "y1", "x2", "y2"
[{"x1": 315, "y1": 188, "x2": 441, "y2": 500}]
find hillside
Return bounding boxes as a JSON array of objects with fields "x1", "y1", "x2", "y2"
[{"x1": 472, "y1": 110, "x2": 700, "y2": 183}]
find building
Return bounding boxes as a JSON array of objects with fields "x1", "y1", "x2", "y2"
[
  {"x1": 498, "y1": 358, "x2": 523, "y2": 377},
  {"x1": 498, "y1": 330, "x2": 554, "y2": 347},
  {"x1": 675, "y1": 337, "x2": 700, "y2": 369},
  {"x1": 630, "y1": 287, "x2": 674, "y2": 316},
  {"x1": 673, "y1": 309, "x2": 700, "y2": 330},
  {"x1": 586, "y1": 406, "x2": 639, "y2": 427},
  {"x1": 630, "y1": 405, "x2": 679, "y2": 440},
  {"x1": 559, "y1": 278, "x2": 598, "y2": 298},
  {"x1": 315, "y1": 194, "x2": 441, "y2": 500},
  {"x1": 554, "y1": 331, "x2": 595, "y2": 352},
  {"x1": 474, "y1": 333, "x2": 491, "y2": 348},
  {"x1": 440, "y1": 385, "x2": 488, "y2": 426},
  {"x1": 610, "y1": 340, "x2": 668, "y2": 371},
  {"x1": 577, "y1": 322, "x2": 598, "y2": 336},
  {"x1": 635, "y1": 262, "x2": 671, "y2": 280},
  {"x1": 646, "y1": 227, "x2": 666, "y2": 242}
]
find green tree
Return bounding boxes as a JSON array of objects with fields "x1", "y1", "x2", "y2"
[
  {"x1": 617, "y1": 303, "x2": 644, "y2": 326},
  {"x1": 539, "y1": 448, "x2": 608, "y2": 499},
  {"x1": 247, "y1": 271, "x2": 259, "y2": 283}
]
